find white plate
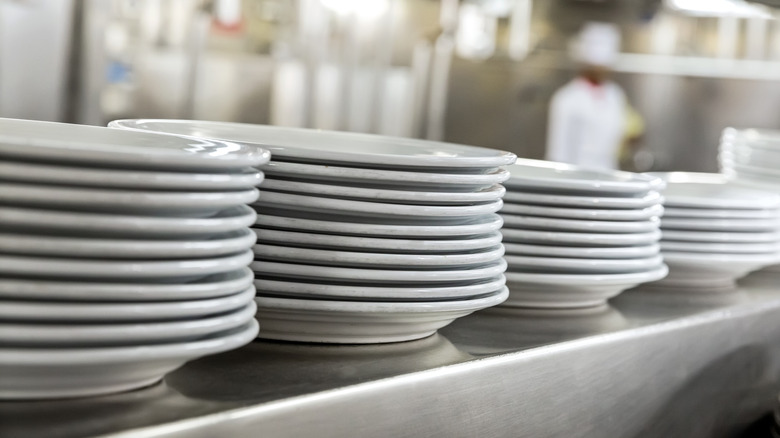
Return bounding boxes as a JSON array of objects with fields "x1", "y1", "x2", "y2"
[
  {"x1": 501, "y1": 228, "x2": 661, "y2": 246},
  {"x1": 0, "y1": 250, "x2": 253, "y2": 279},
  {"x1": 504, "y1": 254, "x2": 663, "y2": 274},
  {"x1": 500, "y1": 202, "x2": 663, "y2": 221},
  {"x1": 254, "y1": 275, "x2": 507, "y2": 300},
  {"x1": 253, "y1": 244, "x2": 505, "y2": 268},
  {"x1": 0, "y1": 268, "x2": 254, "y2": 301},
  {"x1": 0, "y1": 286, "x2": 255, "y2": 322},
  {"x1": 0, "y1": 118, "x2": 270, "y2": 170},
  {"x1": 261, "y1": 179, "x2": 506, "y2": 204},
  {"x1": 0, "y1": 161, "x2": 264, "y2": 190},
  {"x1": 261, "y1": 161, "x2": 510, "y2": 189},
  {"x1": 503, "y1": 265, "x2": 668, "y2": 309},
  {"x1": 728, "y1": 161, "x2": 780, "y2": 180},
  {"x1": 662, "y1": 206, "x2": 778, "y2": 219},
  {"x1": 255, "y1": 191, "x2": 503, "y2": 219},
  {"x1": 110, "y1": 119, "x2": 517, "y2": 170},
  {"x1": 255, "y1": 210, "x2": 503, "y2": 237},
  {"x1": 0, "y1": 320, "x2": 258, "y2": 399},
  {"x1": 0, "y1": 301, "x2": 256, "y2": 345},
  {"x1": 503, "y1": 242, "x2": 660, "y2": 259},
  {"x1": 0, "y1": 205, "x2": 256, "y2": 237},
  {"x1": 660, "y1": 240, "x2": 778, "y2": 254},
  {"x1": 660, "y1": 229, "x2": 780, "y2": 243},
  {"x1": 253, "y1": 229, "x2": 503, "y2": 253},
  {"x1": 650, "y1": 172, "x2": 780, "y2": 209},
  {"x1": 254, "y1": 287, "x2": 508, "y2": 344},
  {"x1": 661, "y1": 217, "x2": 778, "y2": 232},
  {"x1": 503, "y1": 190, "x2": 662, "y2": 209},
  {"x1": 0, "y1": 182, "x2": 259, "y2": 214},
  {"x1": 500, "y1": 214, "x2": 659, "y2": 234},
  {"x1": 0, "y1": 228, "x2": 256, "y2": 259},
  {"x1": 251, "y1": 259, "x2": 508, "y2": 284},
  {"x1": 656, "y1": 251, "x2": 777, "y2": 288},
  {"x1": 504, "y1": 159, "x2": 662, "y2": 195},
  {"x1": 721, "y1": 143, "x2": 780, "y2": 170}
]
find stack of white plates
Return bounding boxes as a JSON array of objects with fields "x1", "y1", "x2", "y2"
[
  {"x1": 498, "y1": 159, "x2": 668, "y2": 308},
  {"x1": 0, "y1": 118, "x2": 266, "y2": 399},
  {"x1": 650, "y1": 172, "x2": 780, "y2": 289},
  {"x1": 109, "y1": 119, "x2": 516, "y2": 344},
  {"x1": 720, "y1": 127, "x2": 780, "y2": 192}
]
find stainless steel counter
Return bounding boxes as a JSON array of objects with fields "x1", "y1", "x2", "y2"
[{"x1": 3, "y1": 272, "x2": 780, "y2": 438}]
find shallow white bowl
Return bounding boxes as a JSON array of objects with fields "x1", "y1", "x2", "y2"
[
  {"x1": 650, "y1": 171, "x2": 780, "y2": 210},
  {"x1": 653, "y1": 251, "x2": 778, "y2": 288},
  {"x1": 254, "y1": 210, "x2": 503, "y2": 237},
  {"x1": 504, "y1": 159, "x2": 662, "y2": 195},
  {"x1": 660, "y1": 240, "x2": 779, "y2": 254},
  {"x1": 253, "y1": 244, "x2": 505, "y2": 268},
  {"x1": 661, "y1": 217, "x2": 779, "y2": 232},
  {"x1": 500, "y1": 202, "x2": 663, "y2": 221},
  {"x1": 502, "y1": 242, "x2": 660, "y2": 259},
  {"x1": 503, "y1": 265, "x2": 668, "y2": 309},
  {"x1": 660, "y1": 229, "x2": 780, "y2": 243},
  {"x1": 253, "y1": 228, "x2": 502, "y2": 253},
  {"x1": 500, "y1": 214, "x2": 659, "y2": 234},
  {"x1": 501, "y1": 228, "x2": 661, "y2": 247},
  {"x1": 503, "y1": 190, "x2": 662, "y2": 209},
  {"x1": 0, "y1": 320, "x2": 258, "y2": 399},
  {"x1": 662, "y1": 206, "x2": 778, "y2": 219},
  {"x1": 504, "y1": 254, "x2": 663, "y2": 274},
  {"x1": 110, "y1": 119, "x2": 517, "y2": 170},
  {"x1": 253, "y1": 287, "x2": 508, "y2": 344},
  {"x1": 253, "y1": 275, "x2": 506, "y2": 300}
]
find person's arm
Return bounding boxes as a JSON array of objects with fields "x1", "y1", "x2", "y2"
[{"x1": 546, "y1": 90, "x2": 575, "y2": 164}]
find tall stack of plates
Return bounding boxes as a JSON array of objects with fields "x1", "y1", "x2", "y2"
[
  {"x1": 498, "y1": 159, "x2": 668, "y2": 308},
  {"x1": 0, "y1": 118, "x2": 266, "y2": 399},
  {"x1": 109, "y1": 119, "x2": 515, "y2": 344},
  {"x1": 650, "y1": 172, "x2": 780, "y2": 290}
]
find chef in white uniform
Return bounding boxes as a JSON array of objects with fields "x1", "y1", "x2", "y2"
[{"x1": 546, "y1": 22, "x2": 626, "y2": 170}]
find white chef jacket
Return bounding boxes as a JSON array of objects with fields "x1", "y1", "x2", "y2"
[{"x1": 546, "y1": 78, "x2": 627, "y2": 170}]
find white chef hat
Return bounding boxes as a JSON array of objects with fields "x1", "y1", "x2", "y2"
[{"x1": 571, "y1": 22, "x2": 621, "y2": 67}]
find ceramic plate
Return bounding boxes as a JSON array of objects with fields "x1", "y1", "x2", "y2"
[
  {"x1": 650, "y1": 172, "x2": 780, "y2": 209},
  {"x1": 253, "y1": 287, "x2": 508, "y2": 343},
  {"x1": 255, "y1": 191, "x2": 503, "y2": 218},
  {"x1": 110, "y1": 119, "x2": 517, "y2": 169},
  {"x1": 0, "y1": 250, "x2": 253, "y2": 279},
  {"x1": 660, "y1": 240, "x2": 778, "y2": 254},
  {"x1": 254, "y1": 210, "x2": 504, "y2": 237},
  {"x1": 660, "y1": 229, "x2": 780, "y2": 243},
  {"x1": 504, "y1": 159, "x2": 662, "y2": 195},
  {"x1": 0, "y1": 118, "x2": 270, "y2": 170},
  {"x1": 261, "y1": 161, "x2": 510, "y2": 189},
  {"x1": 0, "y1": 205, "x2": 256, "y2": 236},
  {"x1": 0, "y1": 161, "x2": 264, "y2": 190},
  {"x1": 254, "y1": 275, "x2": 507, "y2": 300},
  {"x1": 251, "y1": 259, "x2": 508, "y2": 284},
  {"x1": 657, "y1": 251, "x2": 777, "y2": 288},
  {"x1": 0, "y1": 287, "x2": 255, "y2": 322},
  {"x1": 0, "y1": 268, "x2": 254, "y2": 301},
  {"x1": 0, "y1": 320, "x2": 258, "y2": 399},
  {"x1": 0, "y1": 228, "x2": 256, "y2": 259},
  {"x1": 253, "y1": 244, "x2": 505, "y2": 268},
  {"x1": 500, "y1": 214, "x2": 659, "y2": 234},
  {"x1": 503, "y1": 265, "x2": 668, "y2": 309},
  {"x1": 0, "y1": 302, "x2": 256, "y2": 345},
  {"x1": 253, "y1": 228, "x2": 503, "y2": 253},
  {"x1": 661, "y1": 217, "x2": 778, "y2": 232},
  {"x1": 503, "y1": 190, "x2": 662, "y2": 209},
  {"x1": 0, "y1": 182, "x2": 259, "y2": 214},
  {"x1": 501, "y1": 228, "x2": 661, "y2": 246},
  {"x1": 503, "y1": 242, "x2": 660, "y2": 259},
  {"x1": 504, "y1": 254, "x2": 663, "y2": 274},
  {"x1": 662, "y1": 206, "x2": 778, "y2": 219},
  {"x1": 500, "y1": 202, "x2": 663, "y2": 221},
  {"x1": 261, "y1": 179, "x2": 506, "y2": 204}
]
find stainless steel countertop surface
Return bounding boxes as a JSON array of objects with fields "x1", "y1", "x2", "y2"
[{"x1": 3, "y1": 272, "x2": 780, "y2": 438}]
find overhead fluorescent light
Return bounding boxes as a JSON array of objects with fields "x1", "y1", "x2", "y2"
[{"x1": 666, "y1": 0, "x2": 774, "y2": 19}]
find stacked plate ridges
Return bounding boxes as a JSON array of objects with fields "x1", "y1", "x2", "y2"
[
  {"x1": 109, "y1": 119, "x2": 516, "y2": 344},
  {"x1": 498, "y1": 159, "x2": 668, "y2": 309},
  {"x1": 0, "y1": 118, "x2": 266, "y2": 399},
  {"x1": 651, "y1": 172, "x2": 780, "y2": 289}
]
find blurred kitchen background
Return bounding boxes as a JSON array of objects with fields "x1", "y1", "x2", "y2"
[{"x1": 4, "y1": 0, "x2": 780, "y2": 172}]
